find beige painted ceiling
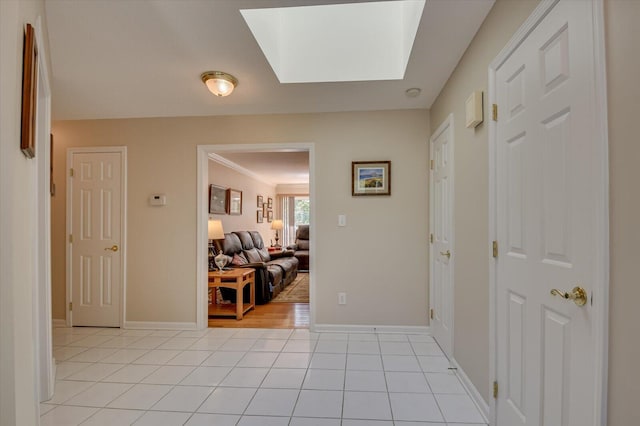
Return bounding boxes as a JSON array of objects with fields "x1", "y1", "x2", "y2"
[{"x1": 44, "y1": 0, "x2": 495, "y2": 120}]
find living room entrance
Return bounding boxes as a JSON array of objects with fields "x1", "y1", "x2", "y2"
[{"x1": 197, "y1": 144, "x2": 314, "y2": 330}]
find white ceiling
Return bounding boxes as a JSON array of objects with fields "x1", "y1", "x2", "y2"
[
  {"x1": 240, "y1": 1, "x2": 425, "y2": 83},
  {"x1": 215, "y1": 151, "x2": 310, "y2": 185},
  {"x1": 44, "y1": 0, "x2": 495, "y2": 120}
]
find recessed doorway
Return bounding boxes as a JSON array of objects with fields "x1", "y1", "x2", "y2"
[{"x1": 196, "y1": 143, "x2": 315, "y2": 330}]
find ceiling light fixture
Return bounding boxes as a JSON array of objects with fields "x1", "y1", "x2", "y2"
[{"x1": 201, "y1": 71, "x2": 238, "y2": 97}]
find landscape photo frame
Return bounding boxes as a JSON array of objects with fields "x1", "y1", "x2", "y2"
[{"x1": 352, "y1": 161, "x2": 391, "y2": 196}]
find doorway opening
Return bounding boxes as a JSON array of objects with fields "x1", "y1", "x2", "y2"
[{"x1": 196, "y1": 143, "x2": 315, "y2": 330}]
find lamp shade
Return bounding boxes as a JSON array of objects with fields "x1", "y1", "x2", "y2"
[
  {"x1": 208, "y1": 220, "x2": 225, "y2": 240},
  {"x1": 201, "y1": 71, "x2": 238, "y2": 97},
  {"x1": 271, "y1": 219, "x2": 283, "y2": 231}
]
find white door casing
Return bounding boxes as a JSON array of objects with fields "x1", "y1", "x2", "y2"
[
  {"x1": 490, "y1": 1, "x2": 608, "y2": 425},
  {"x1": 429, "y1": 114, "x2": 454, "y2": 357},
  {"x1": 67, "y1": 148, "x2": 126, "y2": 327}
]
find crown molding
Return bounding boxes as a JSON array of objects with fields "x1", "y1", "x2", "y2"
[{"x1": 207, "y1": 152, "x2": 275, "y2": 186}]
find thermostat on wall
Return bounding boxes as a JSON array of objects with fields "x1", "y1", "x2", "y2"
[{"x1": 149, "y1": 194, "x2": 167, "y2": 206}]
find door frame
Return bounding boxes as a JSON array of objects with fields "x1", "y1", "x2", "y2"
[
  {"x1": 196, "y1": 143, "x2": 316, "y2": 330},
  {"x1": 487, "y1": 0, "x2": 609, "y2": 424},
  {"x1": 33, "y1": 16, "x2": 54, "y2": 403},
  {"x1": 65, "y1": 146, "x2": 128, "y2": 327},
  {"x1": 429, "y1": 113, "x2": 455, "y2": 357}
]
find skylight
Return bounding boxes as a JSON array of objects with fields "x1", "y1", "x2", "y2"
[{"x1": 240, "y1": 0, "x2": 425, "y2": 83}]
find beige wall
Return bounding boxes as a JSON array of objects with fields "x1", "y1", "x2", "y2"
[
  {"x1": 52, "y1": 110, "x2": 431, "y2": 326},
  {"x1": 605, "y1": 1, "x2": 640, "y2": 424},
  {"x1": 208, "y1": 160, "x2": 276, "y2": 238},
  {"x1": 429, "y1": 0, "x2": 540, "y2": 403},
  {"x1": 0, "y1": 0, "x2": 48, "y2": 424}
]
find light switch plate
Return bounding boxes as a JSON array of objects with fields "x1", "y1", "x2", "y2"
[{"x1": 338, "y1": 214, "x2": 346, "y2": 227}]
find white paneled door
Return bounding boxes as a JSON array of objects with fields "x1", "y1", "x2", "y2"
[
  {"x1": 69, "y1": 149, "x2": 125, "y2": 327},
  {"x1": 429, "y1": 114, "x2": 454, "y2": 357},
  {"x1": 494, "y1": 1, "x2": 603, "y2": 425}
]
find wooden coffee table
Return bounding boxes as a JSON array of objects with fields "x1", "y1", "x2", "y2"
[{"x1": 208, "y1": 268, "x2": 255, "y2": 320}]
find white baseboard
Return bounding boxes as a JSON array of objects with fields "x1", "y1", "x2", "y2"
[
  {"x1": 451, "y1": 357, "x2": 490, "y2": 422},
  {"x1": 123, "y1": 321, "x2": 198, "y2": 330},
  {"x1": 52, "y1": 319, "x2": 66, "y2": 328},
  {"x1": 313, "y1": 324, "x2": 430, "y2": 334}
]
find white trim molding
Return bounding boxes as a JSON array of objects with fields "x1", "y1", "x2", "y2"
[
  {"x1": 451, "y1": 357, "x2": 490, "y2": 422},
  {"x1": 208, "y1": 152, "x2": 275, "y2": 186},
  {"x1": 52, "y1": 319, "x2": 66, "y2": 328},
  {"x1": 123, "y1": 321, "x2": 197, "y2": 330},
  {"x1": 313, "y1": 324, "x2": 430, "y2": 334}
]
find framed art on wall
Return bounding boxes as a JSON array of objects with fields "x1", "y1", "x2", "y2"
[
  {"x1": 227, "y1": 188, "x2": 242, "y2": 215},
  {"x1": 352, "y1": 161, "x2": 391, "y2": 196},
  {"x1": 267, "y1": 197, "x2": 273, "y2": 209},
  {"x1": 257, "y1": 209, "x2": 264, "y2": 223},
  {"x1": 267, "y1": 210, "x2": 273, "y2": 223},
  {"x1": 257, "y1": 195, "x2": 263, "y2": 208},
  {"x1": 21, "y1": 23, "x2": 38, "y2": 159},
  {"x1": 209, "y1": 184, "x2": 227, "y2": 214}
]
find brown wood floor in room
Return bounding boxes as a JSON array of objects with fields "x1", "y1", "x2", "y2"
[{"x1": 208, "y1": 302, "x2": 309, "y2": 328}]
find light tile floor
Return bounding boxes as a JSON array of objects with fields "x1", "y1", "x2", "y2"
[{"x1": 43, "y1": 326, "x2": 487, "y2": 426}]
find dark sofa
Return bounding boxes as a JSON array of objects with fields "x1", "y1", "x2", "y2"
[
  {"x1": 287, "y1": 225, "x2": 309, "y2": 271},
  {"x1": 220, "y1": 231, "x2": 298, "y2": 304}
]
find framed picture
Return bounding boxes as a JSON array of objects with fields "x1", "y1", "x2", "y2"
[
  {"x1": 50, "y1": 134, "x2": 55, "y2": 196},
  {"x1": 257, "y1": 209, "x2": 264, "y2": 223},
  {"x1": 227, "y1": 188, "x2": 242, "y2": 215},
  {"x1": 267, "y1": 197, "x2": 273, "y2": 209},
  {"x1": 352, "y1": 161, "x2": 391, "y2": 196},
  {"x1": 209, "y1": 184, "x2": 227, "y2": 214},
  {"x1": 21, "y1": 23, "x2": 38, "y2": 159},
  {"x1": 267, "y1": 210, "x2": 273, "y2": 223},
  {"x1": 257, "y1": 195, "x2": 263, "y2": 208},
  {"x1": 263, "y1": 203, "x2": 268, "y2": 216}
]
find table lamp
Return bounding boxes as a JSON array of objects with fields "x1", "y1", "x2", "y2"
[
  {"x1": 208, "y1": 219, "x2": 227, "y2": 271},
  {"x1": 271, "y1": 219, "x2": 283, "y2": 248}
]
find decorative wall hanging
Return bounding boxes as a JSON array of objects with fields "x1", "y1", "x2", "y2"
[
  {"x1": 21, "y1": 23, "x2": 38, "y2": 159},
  {"x1": 352, "y1": 161, "x2": 391, "y2": 196},
  {"x1": 209, "y1": 184, "x2": 227, "y2": 214}
]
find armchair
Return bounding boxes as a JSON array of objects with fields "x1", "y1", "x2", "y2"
[{"x1": 287, "y1": 225, "x2": 309, "y2": 271}]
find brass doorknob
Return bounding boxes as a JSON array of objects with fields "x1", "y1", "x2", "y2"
[
  {"x1": 104, "y1": 245, "x2": 119, "y2": 252},
  {"x1": 440, "y1": 250, "x2": 451, "y2": 259},
  {"x1": 550, "y1": 286, "x2": 587, "y2": 306}
]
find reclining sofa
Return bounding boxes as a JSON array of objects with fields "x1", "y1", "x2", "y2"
[{"x1": 220, "y1": 230, "x2": 298, "y2": 304}]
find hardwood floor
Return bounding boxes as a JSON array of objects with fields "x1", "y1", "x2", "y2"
[{"x1": 208, "y1": 302, "x2": 309, "y2": 328}]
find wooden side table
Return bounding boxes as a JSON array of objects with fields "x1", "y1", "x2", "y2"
[{"x1": 208, "y1": 268, "x2": 255, "y2": 320}]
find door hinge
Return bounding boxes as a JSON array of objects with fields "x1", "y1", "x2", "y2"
[
  {"x1": 70, "y1": 168, "x2": 74, "y2": 177},
  {"x1": 492, "y1": 104, "x2": 498, "y2": 121},
  {"x1": 430, "y1": 233, "x2": 434, "y2": 244},
  {"x1": 492, "y1": 240, "x2": 498, "y2": 258},
  {"x1": 69, "y1": 302, "x2": 73, "y2": 311},
  {"x1": 430, "y1": 159, "x2": 434, "y2": 170},
  {"x1": 69, "y1": 234, "x2": 73, "y2": 244},
  {"x1": 430, "y1": 308, "x2": 434, "y2": 320},
  {"x1": 493, "y1": 381, "x2": 498, "y2": 398}
]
